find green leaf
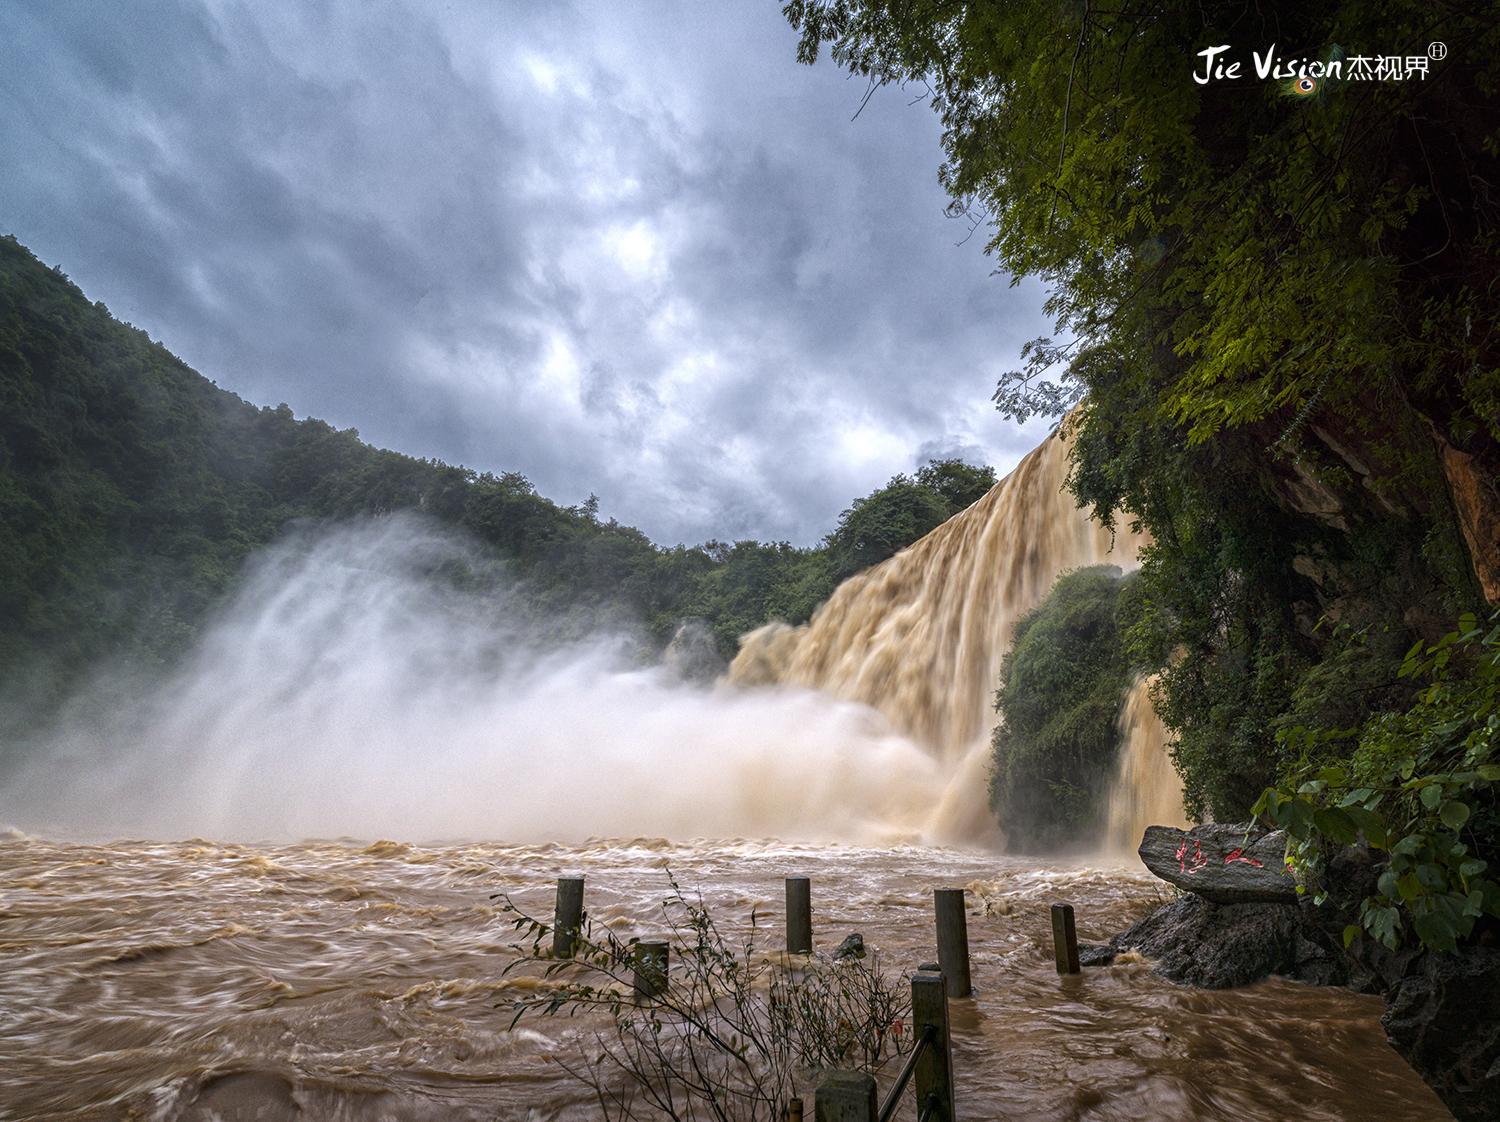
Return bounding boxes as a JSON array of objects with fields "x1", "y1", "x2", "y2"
[
  {"x1": 1413, "y1": 911, "x2": 1458, "y2": 953},
  {"x1": 1343, "y1": 805, "x2": 1388, "y2": 848},
  {"x1": 1416, "y1": 863, "x2": 1448, "y2": 891},
  {"x1": 1392, "y1": 835, "x2": 1424, "y2": 858},
  {"x1": 1439, "y1": 801, "x2": 1471, "y2": 829},
  {"x1": 1342, "y1": 924, "x2": 1361, "y2": 948},
  {"x1": 1363, "y1": 903, "x2": 1401, "y2": 950},
  {"x1": 1397, "y1": 872, "x2": 1424, "y2": 902},
  {"x1": 1315, "y1": 765, "x2": 1348, "y2": 787},
  {"x1": 1313, "y1": 806, "x2": 1359, "y2": 845},
  {"x1": 1420, "y1": 783, "x2": 1444, "y2": 810}
]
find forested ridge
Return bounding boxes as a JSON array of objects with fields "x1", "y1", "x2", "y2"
[{"x1": 0, "y1": 233, "x2": 994, "y2": 715}]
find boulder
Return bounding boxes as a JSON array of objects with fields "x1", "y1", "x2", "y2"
[
  {"x1": 1087, "y1": 894, "x2": 1336, "y2": 988},
  {"x1": 1138, "y1": 823, "x2": 1298, "y2": 904},
  {"x1": 832, "y1": 932, "x2": 866, "y2": 962}
]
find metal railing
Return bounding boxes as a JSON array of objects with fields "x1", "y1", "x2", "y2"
[
  {"x1": 815, "y1": 970, "x2": 954, "y2": 1122},
  {"x1": 876, "y1": 1021, "x2": 935, "y2": 1122}
]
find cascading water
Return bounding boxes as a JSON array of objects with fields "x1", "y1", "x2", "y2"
[
  {"x1": 729, "y1": 420, "x2": 1185, "y2": 846},
  {"x1": 1105, "y1": 675, "x2": 1193, "y2": 850}
]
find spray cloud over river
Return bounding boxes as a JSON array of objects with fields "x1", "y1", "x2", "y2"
[{"x1": 1, "y1": 517, "x2": 944, "y2": 844}]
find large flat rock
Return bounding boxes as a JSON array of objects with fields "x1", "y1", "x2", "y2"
[{"x1": 1139, "y1": 823, "x2": 1297, "y2": 904}]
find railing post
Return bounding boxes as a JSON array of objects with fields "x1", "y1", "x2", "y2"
[
  {"x1": 814, "y1": 1070, "x2": 875, "y2": 1121},
  {"x1": 1050, "y1": 903, "x2": 1080, "y2": 975},
  {"x1": 632, "y1": 941, "x2": 669, "y2": 1000},
  {"x1": 553, "y1": 877, "x2": 584, "y2": 958},
  {"x1": 911, "y1": 970, "x2": 954, "y2": 1121},
  {"x1": 787, "y1": 876, "x2": 813, "y2": 954},
  {"x1": 933, "y1": 888, "x2": 972, "y2": 998}
]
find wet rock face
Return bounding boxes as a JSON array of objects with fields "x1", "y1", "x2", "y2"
[
  {"x1": 1380, "y1": 947, "x2": 1500, "y2": 1122},
  {"x1": 1081, "y1": 894, "x2": 1346, "y2": 989},
  {"x1": 832, "y1": 932, "x2": 866, "y2": 961},
  {"x1": 1138, "y1": 823, "x2": 1298, "y2": 904}
]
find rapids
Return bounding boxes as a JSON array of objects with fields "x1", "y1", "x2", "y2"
[{"x1": 0, "y1": 834, "x2": 1450, "y2": 1120}]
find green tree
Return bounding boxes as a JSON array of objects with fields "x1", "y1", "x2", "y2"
[
  {"x1": 825, "y1": 458, "x2": 996, "y2": 582},
  {"x1": 989, "y1": 566, "x2": 1140, "y2": 851}
]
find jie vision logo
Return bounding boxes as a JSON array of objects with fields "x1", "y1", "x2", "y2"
[{"x1": 1193, "y1": 42, "x2": 1446, "y2": 93}]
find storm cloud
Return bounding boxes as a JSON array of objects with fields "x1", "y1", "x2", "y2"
[{"x1": 0, "y1": 0, "x2": 1052, "y2": 544}]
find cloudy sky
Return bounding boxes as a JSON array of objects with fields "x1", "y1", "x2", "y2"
[{"x1": 2, "y1": 0, "x2": 1053, "y2": 546}]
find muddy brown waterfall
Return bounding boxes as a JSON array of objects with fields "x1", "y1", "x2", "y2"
[{"x1": 729, "y1": 420, "x2": 1180, "y2": 846}]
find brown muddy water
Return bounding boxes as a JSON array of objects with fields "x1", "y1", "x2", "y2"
[{"x1": 0, "y1": 835, "x2": 1451, "y2": 1121}]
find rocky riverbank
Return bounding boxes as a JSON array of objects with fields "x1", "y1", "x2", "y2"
[{"x1": 1087, "y1": 824, "x2": 1500, "y2": 1122}]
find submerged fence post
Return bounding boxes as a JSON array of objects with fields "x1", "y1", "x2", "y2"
[
  {"x1": 553, "y1": 877, "x2": 584, "y2": 958},
  {"x1": 787, "y1": 876, "x2": 813, "y2": 955},
  {"x1": 632, "y1": 940, "x2": 670, "y2": 1000},
  {"x1": 933, "y1": 888, "x2": 972, "y2": 998},
  {"x1": 1050, "y1": 903, "x2": 1080, "y2": 975},
  {"x1": 813, "y1": 1070, "x2": 875, "y2": 1122},
  {"x1": 911, "y1": 970, "x2": 955, "y2": 1122}
]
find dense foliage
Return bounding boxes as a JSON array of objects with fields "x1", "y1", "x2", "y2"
[
  {"x1": 988, "y1": 566, "x2": 1140, "y2": 851},
  {"x1": 0, "y1": 235, "x2": 992, "y2": 719},
  {"x1": 1257, "y1": 612, "x2": 1500, "y2": 952}
]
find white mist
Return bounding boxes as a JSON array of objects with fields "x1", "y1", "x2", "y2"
[{"x1": 2, "y1": 516, "x2": 943, "y2": 844}]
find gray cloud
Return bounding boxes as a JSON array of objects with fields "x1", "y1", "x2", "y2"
[{"x1": 0, "y1": 0, "x2": 1050, "y2": 545}]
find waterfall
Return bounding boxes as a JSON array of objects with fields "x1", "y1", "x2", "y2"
[
  {"x1": 1104, "y1": 676, "x2": 1192, "y2": 851},
  {"x1": 729, "y1": 420, "x2": 1185, "y2": 845}
]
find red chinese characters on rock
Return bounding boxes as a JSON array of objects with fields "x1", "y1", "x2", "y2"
[
  {"x1": 1175, "y1": 839, "x2": 1266, "y2": 875},
  {"x1": 1175, "y1": 839, "x2": 1209, "y2": 874},
  {"x1": 1224, "y1": 846, "x2": 1264, "y2": 869}
]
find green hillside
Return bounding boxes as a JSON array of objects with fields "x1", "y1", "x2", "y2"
[{"x1": 0, "y1": 234, "x2": 993, "y2": 712}]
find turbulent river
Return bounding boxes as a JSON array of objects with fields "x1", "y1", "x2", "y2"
[
  {"x1": 0, "y1": 420, "x2": 1451, "y2": 1118},
  {"x1": 0, "y1": 835, "x2": 1450, "y2": 1121}
]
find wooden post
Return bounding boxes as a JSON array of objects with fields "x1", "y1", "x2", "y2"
[
  {"x1": 933, "y1": 888, "x2": 972, "y2": 998},
  {"x1": 813, "y1": 1071, "x2": 875, "y2": 1122},
  {"x1": 911, "y1": 970, "x2": 954, "y2": 1122},
  {"x1": 785, "y1": 1096, "x2": 804, "y2": 1122},
  {"x1": 553, "y1": 877, "x2": 584, "y2": 958},
  {"x1": 632, "y1": 941, "x2": 669, "y2": 1000},
  {"x1": 1050, "y1": 903, "x2": 1080, "y2": 975},
  {"x1": 786, "y1": 876, "x2": 813, "y2": 955}
]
